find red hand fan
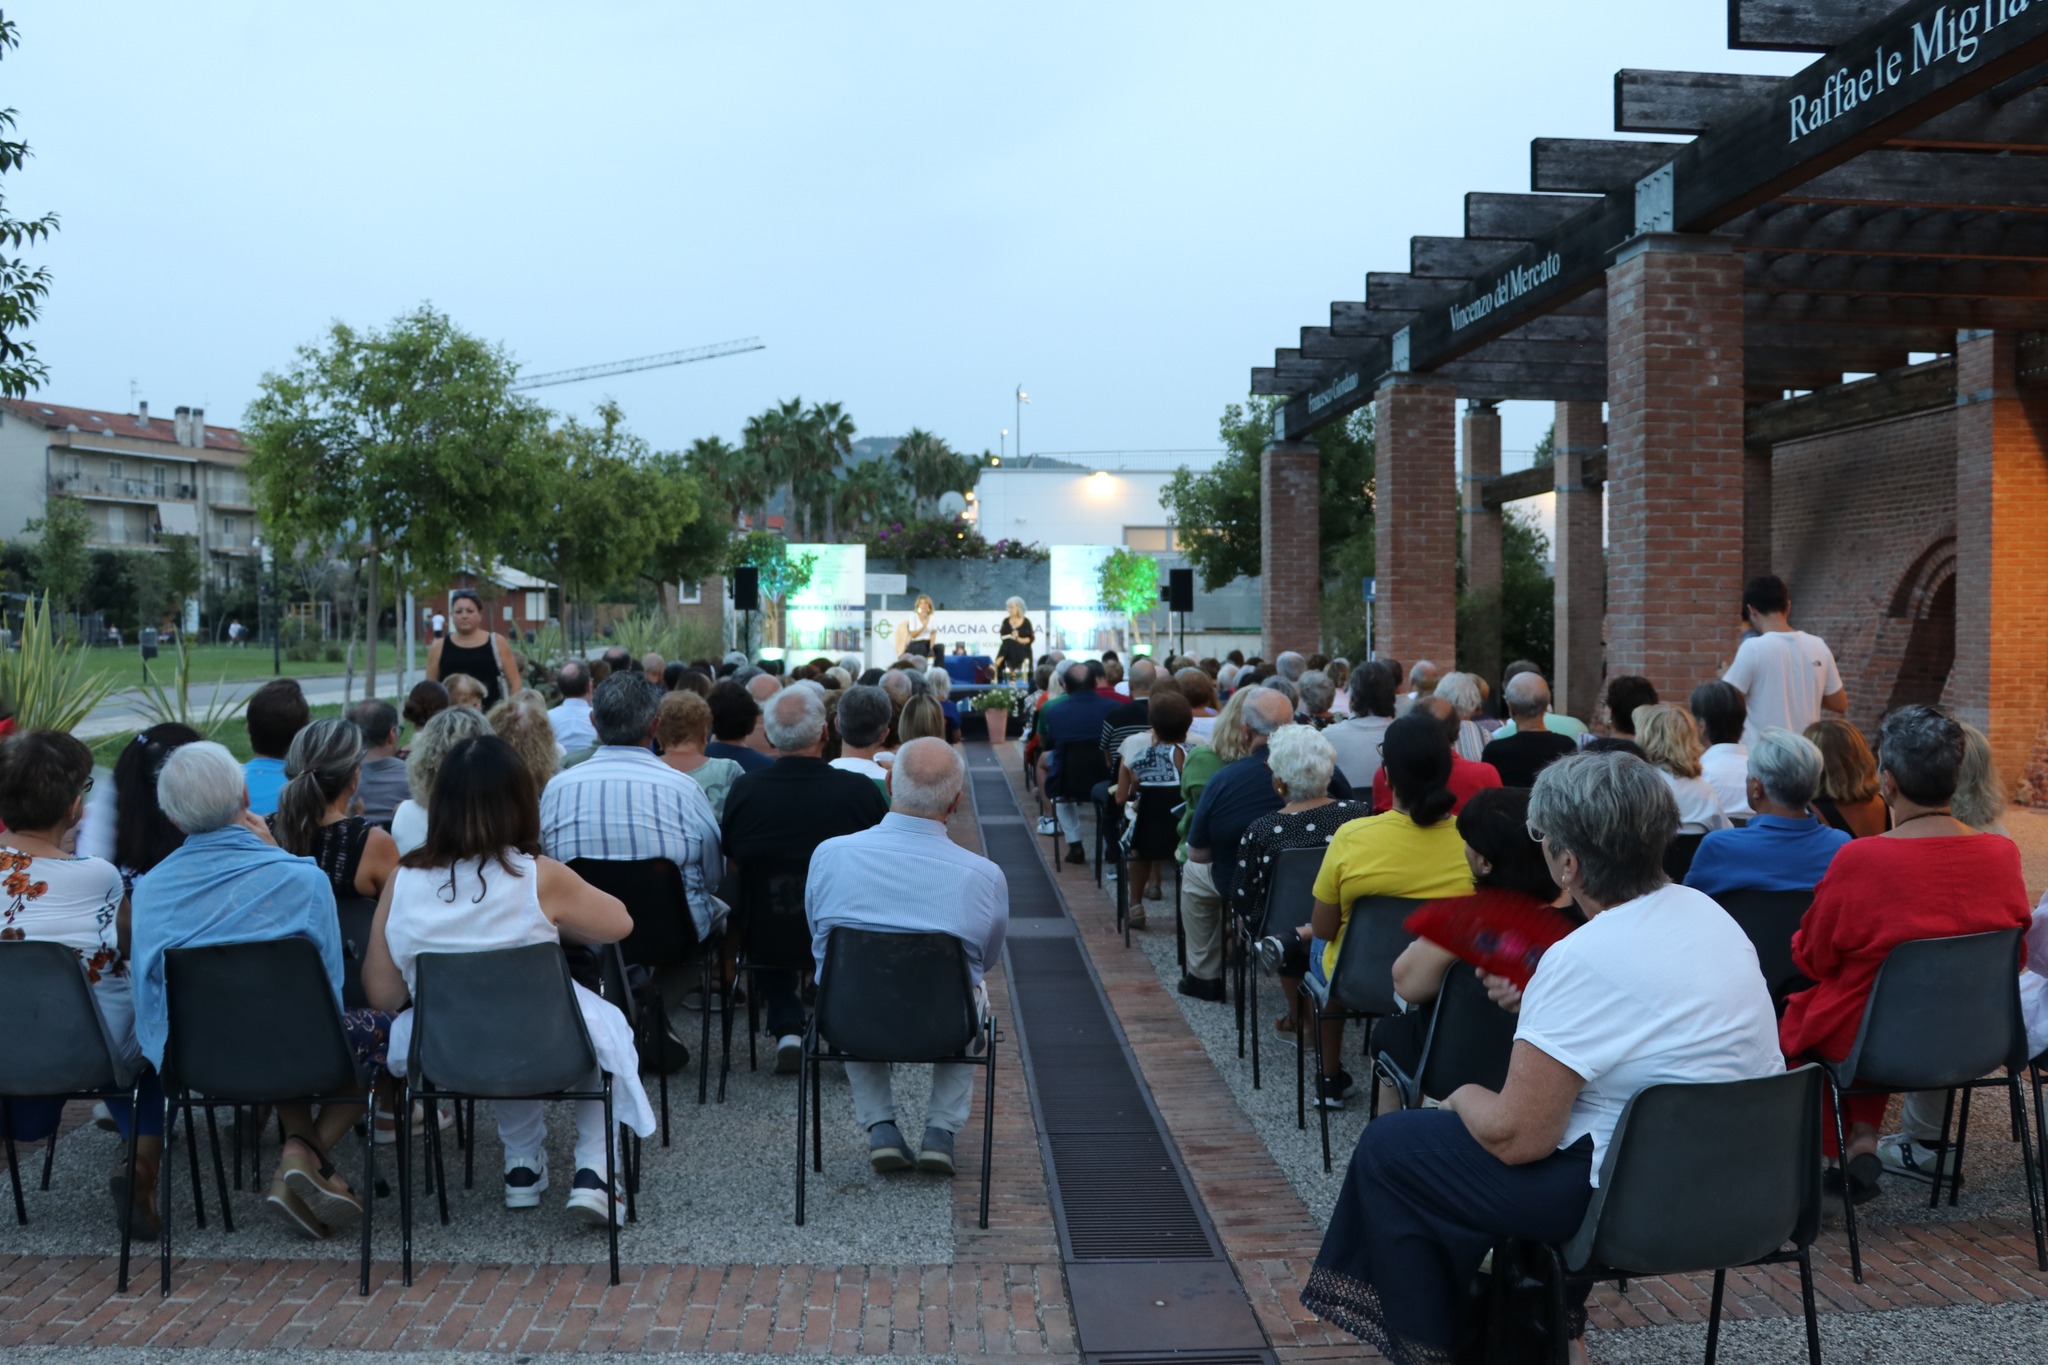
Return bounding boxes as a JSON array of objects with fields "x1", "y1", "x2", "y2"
[{"x1": 1403, "y1": 887, "x2": 1576, "y2": 990}]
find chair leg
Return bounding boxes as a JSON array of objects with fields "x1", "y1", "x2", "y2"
[
  {"x1": 794, "y1": 1039, "x2": 808, "y2": 1228},
  {"x1": 1931, "y1": 1088, "x2": 1956, "y2": 1210},
  {"x1": 980, "y1": 1028, "x2": 997, "y2": 1232},
  {"x1": 358, "y1": 1088, "x2": 375, "y2": 1298},
  {"x1": 2009, "y1": 1074, "x2": 2048, "y2": 1271},
  {"x1": 230, "y1": 1103, "x2": 242, "y2": 1193},
  {"x1": 1, "y1": 1102, "x2": 25, "y2": 1225},
  {"x1": 696, "y1": 956, "x2": 713, "y2": 1112},
  {"x1": 1311, "y1": 1000, "x2": 1333, "y2": 1173},
  {"x1": 117, "y1": 1078, "x2": 142, "y2": 1293},
  {"x1": 181, "y1": 1099, "x2": 206, "y2": 1230},
  {"x1": 748, "y1": 988, "x2": 759, "y2": 1072},
  {"x1": 1951, "y1": 1084, "x2": 1974, "y2": 1209},
  {"x1": 602, "y1": 1079, "x2": 619, "y2": 1287},
  {"x1": 1174, "y1": 874, "x2": 1185, "y2": 972},
  {"x1": 1831, "y1": 1078, "x2": 1863, "y2": 1283},
  {"x1": 1295, "y1": 984, "x2": 1308, "y2": 1131},
  {"x1": 1249, "y1": 950, "x2": 1262, "y2": 1091},
  {"x1": 159, "y1": 1089, "x2": 175, "y2": 1297},
  {"x1": 203, "y1": 1104, "x2": 234, "y2": 1232},
  {"x1": 810, "y1": 1035, "x2": 824, "y2": 1174},
  {"x1": 40, "y1": 1116, "x2": 57, "y2": 1191},
  {"x1": 1366, "y1": 1015, "x2": 1381, "y2": 1121},
  {"x1": 718, "y1": 976, "x2": 735, "y2": 1104},
  {"x1": 1798, "y1": 1245, "x2": 1822, "y2": 1365},
  {"x1": 2033, "y1": 1064, "x2": 2048, "y2": 1205},
  {"x1": 427, "y1": 1094, "x2": 451, "y2": 1227},
  {"x1": 397, "y1": 1083, "x2": 413, "y2": 1288},
  {"x1": 1704, "y1": 1267, "x2": 1725, "y2": 1365}
]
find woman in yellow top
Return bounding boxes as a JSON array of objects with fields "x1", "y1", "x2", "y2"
[{"x1": 1305, "y1": 712, "x2": 1473, "y2": 1110}]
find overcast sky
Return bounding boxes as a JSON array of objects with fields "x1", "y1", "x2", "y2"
[{"x1": 5, "y1": 2, "x2": 1807, "y2": 471}]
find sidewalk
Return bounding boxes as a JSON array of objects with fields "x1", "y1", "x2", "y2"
[{"x1": 76, "y1": 672, "x2": 391, "y2": 740}]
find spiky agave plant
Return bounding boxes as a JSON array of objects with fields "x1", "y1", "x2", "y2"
[{"x1": 1, "y1": 594, "x2": 117, "y2": 734}]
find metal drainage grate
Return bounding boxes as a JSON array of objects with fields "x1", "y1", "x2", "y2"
[{"x1": 1051, "y1": 1130, "x2": 1213, "y2": 1260}]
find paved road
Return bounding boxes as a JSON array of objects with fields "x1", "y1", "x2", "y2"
[{"x1": 75, "y1": 670, "x2": 397, "y2": 739}]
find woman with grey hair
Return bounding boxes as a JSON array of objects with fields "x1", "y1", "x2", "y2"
[
  {"x1": 926, "y1": 667, "x2": 963, "y2": 742},
  {"x1": 997, "y1": 596, "x2": 1034, "y2": 678},
  {"x1": 1296, "y1": 670, "x2": 1338, "y2": 729},
  {"x1": 1779, "y1": 704, "x2": 2034, "y2": 1202},
  {"x1": 1951, "y1": 721, "x2": 2009, "y2": 835},
  {"x1": 1303, "y1": 750, "x2": 1783, "y2": 1362},
  {"x1": 1683, "y1": 727, "x2": 1850, "y2": 897},
  {"x1": 1432, "y1": 671, "x2": 1490, "y2": 761},
  {"x1": 390, "y1": 705, "x2": 493, "y2": 855}
]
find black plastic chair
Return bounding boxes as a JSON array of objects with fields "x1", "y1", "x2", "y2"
[
  {"x1": 1049, "y1": 741, "x2": 1110, "y2": 873},
  {"x1": 595, "y1": 944, "x2": 647, "y2": 1219},
  {"x1": 0, "y1": 942, "x2": 151, "y2": 1291},
  {"x1": 336, "y1": 896, "x2": 377, "y2": 1011},
  {"x1": 1711, "y1": 889, "x2": 1815, "y2": 1013},
  {"x1": 1662, "y1": 832, "x2": 1707, "y2": 882},
  {"x1": 1810, "y1": 928, "x2": 2046, "y2": 1282},
  {"x1": 567, "y1": 856, "x2": 711, "y2": 1112},
  {"x1": 160, "y1": 938, "x2": 376, "y2": 1297},
  {"x1": 1116, "y1": 782, "x2": 1182, "y2": 949},
  {"x1": 727, "y1": 859, "x2": 813, "y2": 1096},
  {"x1": 1297, "y1": 895, "x2": 1420, "y2": 1172},
  {"x1": 1374, "y1": 961, "x2": 1518, "y2": 1111},
  {"x1": 796, "y1": 929, "x2": 997, "y2": 1228},
  {"x1": 399, "y1": 944, "x2": 623, "y2": 1286},
  {"x1": 1542, "y1": 1066, "x2": 1826, "y2": 1365},
  {"x1": 1238, "y1": 847, "x2": 1324, "y2": 1090}
]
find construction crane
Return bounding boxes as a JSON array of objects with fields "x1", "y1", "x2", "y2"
[{"x1": 510, "y1": 336, "x2": 765, "y2": 391}]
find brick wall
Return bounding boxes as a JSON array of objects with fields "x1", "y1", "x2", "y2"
[
  {"x1": 1604, "y1": 237, "x2": 1747, "y2": 699},
  {"x1": 1373, "y1": 378, "x2": 1459, "y2": 670},
  {"x1": 1259, "y1": 441, "x2": 1321, "y2": 655},
  {"x1": 1552, "y1": 400, "x2": 1606, "y2": 721}
]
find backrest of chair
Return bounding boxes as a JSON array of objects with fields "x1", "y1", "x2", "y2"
[
  {"x1": 596, "y1": 941, "x2": 639, "y2": 1027},
  {"x1": 1662, "y1": 832, "x2": 1706, "y2": 882},
  {"x1": 163, "y1": 937, "x2": 359, "y2": 1101},
  {"x1": 815, "y1": 928, "x2": 978, "y2": 1062},
  {"x1": 1327, "y1": 896, "x2": 1421, "y2": 1017},
  {"x1": 1846, "y1": 929, "x2": 2026, "y2": 1087},
  {"x1": 1566, "y1": 1066, "x2": 1822, "y2": 1276},
  {"x1": 335, "y1": 895, "x2": 377, "y2": 1011},
  {"x1": 0, "y1": 940, "x2": 124, "y2": 1096},
  {"x1": 738, "y1": 859, "x2": 813, "y2": 966},
  {"x1": 1054, "y1": 740, "x2": 1110, "y2": 799},
  {"x1": 1415, "y1": 962, "x2": 1519, "y2": 1100},
  {"x1": 567, "y1": 856, "x2": 698, "y2": 969},
  {"x1": 409, "y1": 943, "x2": 597, "y2": 1097},
  {"x1": 1257, "y1": 847, "x2": 1326, "y2": 940},
  {"x1": 1131, "y1": 784, "x2": 1183, "y2": 859},
  {"x1": 1712, "y1": 889, "x2": 1813, "y2": 1009}
]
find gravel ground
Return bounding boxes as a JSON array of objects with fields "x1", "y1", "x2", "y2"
[
  {"x1": 7, "y1": 1005, "x2": 954, "y2": 1267},
  {"x1": 1589, "y1": 1299, "x2": 2048, "y2": 1363}
]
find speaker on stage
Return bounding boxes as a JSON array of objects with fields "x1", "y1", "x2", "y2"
[
  {"x1": 1168, "y1": 567, "x2": 1194, "y2": 613},
  {"x1": 732, "y1": 566, "x2": 760, "y2": 611}
]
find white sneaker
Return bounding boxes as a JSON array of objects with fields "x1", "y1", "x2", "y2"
[
  {"x1": 775, "y1": 1034, "x2": 803, "y2": 1074},
  {"x1": 1036, "y1": 816, "x2": 1057, "y2": 836},
  {"x1": 565, "y1": 1168, "x2": 625, "y2": 1228},
  {"x1": 1876, "y1": 1133, "x2": 1958, "y2": 1186},
  {"x1": 503, "y1": 1152, "x2": 548, "y2": 1209}
]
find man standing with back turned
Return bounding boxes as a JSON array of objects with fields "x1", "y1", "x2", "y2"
[{"x1": 1721, "y1": 576, "x2": 1846, "y2": 749}]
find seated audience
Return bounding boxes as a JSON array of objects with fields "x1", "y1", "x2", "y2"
[
  {"x1": 1804, "y1": 716, "x2": 1890, "y2": 838},
  {"x1": 243, "y1": 678, "x2": 311, "y2": 817},
  {"x1": 403, "y1": 679, "x2": 451, "y2": 738},
  {"x1": 1100, "y1": 658, "x2": 1157, "y2": 770},
  {"x1": 925, "y1": 667, "x2": 964, "y2": 741},
  {"x1": 721, "y1": 686, "x2": 889, "y2": 1072},
  {"x1": 489, "y1": 692, "x2": 562, "y2": 796},
  {"x1": 655, "y1": 690, "x2": 743, "y2": 818},
  {"x1": 829, "y1": 685, "x2": 894, "y2": 797},
  {"x1": 1779, "y1": 705, "x2": 2033, "y2": 1202},
  {"x1": 1371, "y1": 698, "x2": 1501, "y2": 815},
  {"x1": 1303, "y1": 750, "x2": 1781, "y2": 1362},
  {"x1": 347, "y1": 701, "x2": 410, "y2": 826},
  {"x1": 391, "y1": 706, "x2": 493, "y2": 855},
  {"x1": 1593, "y1": 674, "x2": 1656, "y2": 747},
  {"x1": 1634, "y1": 703, "x2": 1732, "y2": 835},
  {"x1": 1040, "y1": 662, "x2": 1122, "y2": 862},
  {"x1": 1326, "y1": 659, "x2": 1398, "y2": 793},
  {"x1": 1481, "y1": 672, "x2": 1578, "y2": 788},
  {"x1": 133, "y1": 742, "x2": 368, "y2": 1240},
  {"x1": 1690, "y1": 680, "x2": 1752, "y2": 818},
  {"x1": 1297, "y1": 670, "x2": 1338, "y2": 729},
  {"x1": 1487, "y1": 660, "x2": 1589, "y2": 742},
  {"x1": 548, "y1": 661, "x2": 598, "y2": 751},
  {"x1": 676, "y1": 668, "x2": 714, "y2": 698},
  {"x1": 899, "y1": 694, "x2": 949, "y2": 745},
  {"x1": 270, "y1": 719, "x2": 403, "y2": 904},
  {"x1": 1397, "y1": 660, "x2": 1440, "y2": 717},
  {"x1": 1114, "y1": 690, "x2": 1195, "y2": 926},
  {"x1": 707, "y1": 681, "x2": 775, "y2": 773},
  {"x1": 0, "y1": 731, "x2": 166, "y2": 1235},
  {"x1": 1307, "y1": 713, "x2": 1475, "y2": 1108},
  {"x1": 1952, "y1": 720, "x2": 2009, "y2": 836},
  {"x1": 601, "y1": 645, "x2": 634, "y2": 679},
  {"x1": 443, "y1": 673, "x2": 488, "y2": 710},
  {"x1": 642, "y1": 652, "x2": 666, "y2": 685},
  {"x1": 1433, "y1": 672, "x2": 1490, "y2": 760},
  {"x1": 808, "y1": 739, "x2": 1008, "y2": 1176},
  {"x1": 662, "y1": 661, "x2": 688, "y2": 691},
  {"x1": 364, "y1": 736, "x2": 653, "y2": 1228},
  {"x1": 106, "y1": 723, "x2": 202, "y2": 894},
  {"x1": 1178, "y1": 684, "x2": 1255, "y2": 873},
  {"x1": 1684, "y1": 728, "x2": 1848, "y2": 897},
  {"x1": 1233, "y1": 725, "x2": 1367, "y2": 1040}
]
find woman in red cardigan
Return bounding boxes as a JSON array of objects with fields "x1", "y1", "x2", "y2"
[{"x1": 1780, "y1": 704, "x2": 2033, "y2": 1202}]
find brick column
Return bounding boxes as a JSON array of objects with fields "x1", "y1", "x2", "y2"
[
  {"x1": 1604, "y1": 234, "x2": 1746, "y2": 697},
  {"x1": 1460, "y1": 401, "x2": 1503, "y2": 686},
  {"x1": 1742, "y1": 389, "x2": 1778, "y2": 587},
  {"x1": 1259, "y1": 440, "x2": 1321, "y2": 656},
  {"x1": 1950, "y1": 331, "x2": 2048, "y2": 797},
  {"x1": 1551, "y1": 400, "x2": 1606, "y2": 721},
  {"x1": 1374, "y1": 377, "x2": 1459, "y2": 670}
]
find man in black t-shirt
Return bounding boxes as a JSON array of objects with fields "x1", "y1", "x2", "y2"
[{"x1": 1480, "y1": 672, "x2": 1578, "y2": 788}]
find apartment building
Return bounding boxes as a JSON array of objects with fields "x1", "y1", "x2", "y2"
[{"x1": 0, "y1": 398, "x2": 261, "y2": 594}]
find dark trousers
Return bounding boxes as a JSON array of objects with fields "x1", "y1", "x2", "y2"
[
  {"x1": 753, "y1": 968, "x2": 805, "y2": 1038},
  {"x1": 1, "y1": 1071, "x2": 167, "y2": 1144},
  {"x1": 1303, "y1": 1109, "x2": 1593, "y2": 1361}
]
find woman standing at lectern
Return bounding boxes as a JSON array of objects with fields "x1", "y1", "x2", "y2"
[{"x1": 998, "y1": 597, "x2": 1035, "y2": 678}]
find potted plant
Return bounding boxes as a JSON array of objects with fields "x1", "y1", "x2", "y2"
[{"x1": 968, "y1": 687, "x2": 1020, "y2": 743}]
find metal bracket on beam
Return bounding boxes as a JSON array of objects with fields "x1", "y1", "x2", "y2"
[
  {"x1": 1635, "y1": 162, "x2": 1675, "y2": 235},
  {"x1": 1391, "y1": 327, "x2": 1412, "y2": 374}
]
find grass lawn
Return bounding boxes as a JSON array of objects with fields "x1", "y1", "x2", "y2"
[
  {"x1": 74, "y1": 642, "x2": 399, "y2": 692},
  {"x1": 89, "y1": 703, "x2": 350, "y2": 767}
]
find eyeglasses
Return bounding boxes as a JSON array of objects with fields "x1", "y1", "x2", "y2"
[
  {"x1": 1525, "y1": 822, "x2": 1546, "y2": 844},
  {"x1": 79, "y1": 776, "x2": 95, "y2": 796}
]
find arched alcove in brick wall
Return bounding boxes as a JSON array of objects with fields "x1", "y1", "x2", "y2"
[{"x1": 1873, "y1": 535, "x2": 1958, "y2": 715}]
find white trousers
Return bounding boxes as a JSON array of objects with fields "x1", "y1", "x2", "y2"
[{"x1": 493, "y1": 1065, "x2": 613, "y2": 1176}]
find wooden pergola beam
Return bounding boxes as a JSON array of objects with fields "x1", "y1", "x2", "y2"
[
  {"x1": 1736, "y1": 202, "x2": 2048, "y2": 261},
  {"x1": 1615, "y1": 69, "x2": 1780, "y2": 134},
  {"x1": 1411, "y1": 236, "x2": 1526, "y2": 279},
  {"x1": 1748, "y1": 291, "x2": 2048, "y2": 331},
  {"x1": 1480, "y1": 452, "x2": 1609, "y2": 511},
  {"x1": 1532, "y1": 137, "x2": 1685, "y2": 195},
  {"x1": 1728, "y1": 0, "x2": 1906, "y2": 53},
  {"x1": 1464, "y1": 192, "x2": 1596, "y2": 239},
  {"x1": 1745, "y1": 356, "x2": 1958, "y2": 444},
  {"x1": 1785, "y1": 148, "x2": 2048, "y2": 210},
  {"x1": 1748, "y1": 251, "x2": 2048, "y2": 299}
]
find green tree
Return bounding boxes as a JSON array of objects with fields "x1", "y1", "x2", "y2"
[
  {"x1": 25, "y1": 493, "x2": 91, "y2": 624},
  {"x1": 789, "y1": 400, "x2": 854, "y2": 541},
  {"x1": 162, "y1": 532, "x2": 203, "y2": 620},
  {"x1": 1457, "y1": 425, "x2": 1557, "y2": 681},
  {"x1": 243, "y1": 303, "x2": 545, "y2": 697},
  {"x1": 835, "y1": 457, "x2": 904, "y2": 533},
  {"x1": 684, "y1": 435, "x2": 768, "y2": 527},
  {"x1": 0, "y1": 15, "x2": 57, "y2": 399},
  {"x1": 891, "y1": 428, "x2": 975, "y2": 516},
  {"x1": 641, "y1": 450, "x2": 734, "y2": 598},
  {"x1": 741, "y1": 399, "x2": 804, "y2": 531},
  {"x1": 122, "y1": 550, "x2": 170, "y2": 629},
  {"x1": 1097, "y1": 548, "x2": 1162, "y2": 652},
  {"x1": 723, "y1": 530, "x2": 817, "y2": 653}
]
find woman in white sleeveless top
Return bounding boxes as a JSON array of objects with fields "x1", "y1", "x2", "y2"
[{"x1": 363, "y1": 735, "x2": 654, "y2": 1228}]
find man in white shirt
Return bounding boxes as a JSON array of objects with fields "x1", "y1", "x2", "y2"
[
  {"x1": 828, "y1": 685, "x2": 893, "y2": 789},
  {"x1": 1721, "y1": 576, "x2": 1846, "y2": 748},
  {"x1": 1689, "y1": 680, "x2": 1752, "y2": 818},
  {"x1": 547, "y1": 661, "x2": 598, "y2": 752}
]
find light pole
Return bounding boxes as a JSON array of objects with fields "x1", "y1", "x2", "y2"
[
  {"x1": 254, "y1": 535, "x2": 281, "y2": 677},
  {"x1": 1014, "y1": 385, "x2": 1029, "y2": 466},
  {"x1": 999, "y1": 428, "x2": 1008, "y2": 462}
]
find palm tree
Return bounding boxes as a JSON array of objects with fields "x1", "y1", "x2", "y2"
[
  {"x1": 683, "y1": 436, "x2": 767, "y2": 527},
  {"x1": 742, "y1": 398, "x2": 803, "y2": 531},
  {"x1": 805, "y1": 401, "x2": 856, "y2": 541},
  {"x1": 836, "y1": 458, "x2": 898, "y2": 534},
  {"x1": 891, "y1": 428, "x2": 961, "y2": 516}
]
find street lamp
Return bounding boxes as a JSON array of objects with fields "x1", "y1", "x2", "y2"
[
  {"x1": 1014, "y1": 385, "x2": 1029, "y2": 466},
  {"x1": 999, "y1": 427, "x2": 1008, "y2": 462}
]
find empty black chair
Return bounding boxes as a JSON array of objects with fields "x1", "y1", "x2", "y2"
[
  {"x1": 1375, "y1": 960, "x2": 1518, "y2": 1111},
  {"x1": 796, "y1": 929, "x2": 996, "y2": 1228},
  {"x1": 0, "y1": 941, "x2": 151, "y2": 1291},
  {"x1": 400, "y1": 943, "x2": 623, "y2": 1286},
  {"x1": 567, "y1": 856, "x2": 712, "y2": 1110},
  {"x1": 1238, "y1": 847, "x2": 1324, "y2": 1090},
  {"x1": 1808, "y1": 928, "x2": 2045, "y2": 1281},
  {"x1": 1662, "y1": 832, "x2": 1707, "y2": 882},
  {"x1": 727, "y1": 858, "x2": 813, "y2": 1093},
  {"x1": 1116, "y1": 782, "x2": 1182, "y2": 948},
  {"x1": 160, "y1": 938, "x2": 376, "y2": 1297},
  {"x1": 1049, "y1": 741, "x2": 1111, "y2": 873},
  {"x1": 1543, "y1": 1066, "x2": 1826, "y2": 1365},
  {"x1": 1298, "y1": 896, "x2": 1420, "y2": 1172},
  {"x1": 335, "y1": 896, "x2": 377, "y2": 1011},
  {"x1": 1711, "y1": 889, "x2": 1815, "y2": 1013}
]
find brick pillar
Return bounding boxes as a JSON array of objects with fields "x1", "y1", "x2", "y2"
[
  {"x1": 1742, "y1": 388, "x2": 1778, "y2": 587},
  {"x1": 1551, "y1": 400, "x2": 1606, "y2": 721},
  {"x1": 1950, "y1": 331, "x2": 2048, "y2": 797},
  {"x1": 1374, "y1": 377, "x2": 1459, "y2": 670},
  {"x1": 1605, "y1": 235, "x2": 1746, "y2": 697},
  {"x1": 1260, "y1": 440, "x2": 1321, "y2": 656},
  {"x1": 1461, "y1": 401, "x2": 1503, "y2": 686}
]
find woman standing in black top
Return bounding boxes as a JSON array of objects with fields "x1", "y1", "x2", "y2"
[
  {"x1": 997, "y1": 596, "x2": 1035, "y2": 678},
  {"x1": 426, "y1": 589, "x2": 522, "y2": 710}
]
